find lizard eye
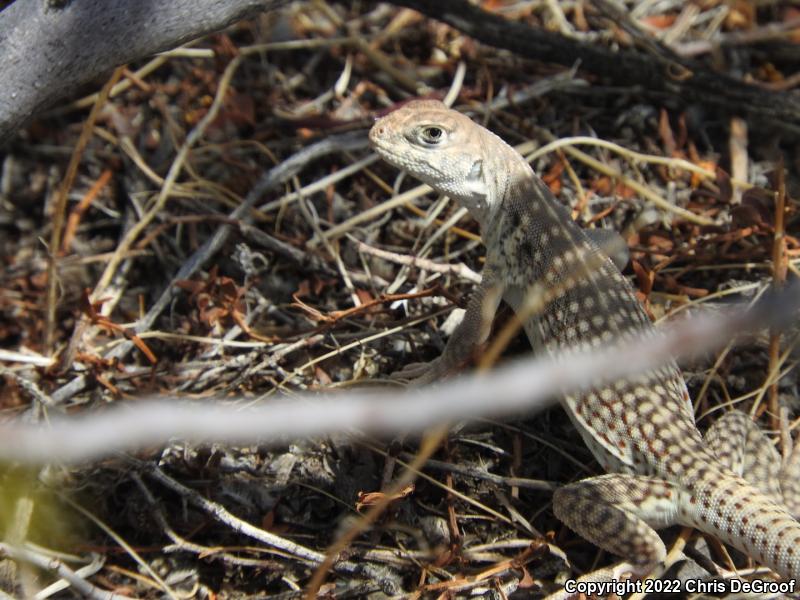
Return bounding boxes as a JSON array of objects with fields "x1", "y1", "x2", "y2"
[{"x1": 419, "y1": 126, "x2": 444, "y2": 145}]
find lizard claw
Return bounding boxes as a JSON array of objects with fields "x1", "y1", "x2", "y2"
[
  {"x1": 389, "y1": 362, "x2": 430, "y2": 382},
  {"x1": 389, "y1": 357, "x2": 450, "y2": 386}
]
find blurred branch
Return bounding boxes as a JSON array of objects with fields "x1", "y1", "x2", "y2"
[
  {"x1": 384, "y1": 0, "x2": 800, "y2": 136},
  {"x1": 2, "y1": 284, "x2": 798, "y2": 464},
  {"x1": 0, "y1": 0, "x2": 288, "y2": 143}
]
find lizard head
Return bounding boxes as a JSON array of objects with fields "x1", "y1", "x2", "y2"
[{"x1": 369, "y1": 99, "x2": 500, "y2": 221}]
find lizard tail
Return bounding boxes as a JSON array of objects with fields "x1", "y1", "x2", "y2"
[{"x1": 682, "y1": 469, "x2": 800, "y2": 579}]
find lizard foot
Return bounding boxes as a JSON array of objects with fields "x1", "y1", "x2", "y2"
[{"x1": 389, "y1": 357, "x2": 453, "y2": 386}]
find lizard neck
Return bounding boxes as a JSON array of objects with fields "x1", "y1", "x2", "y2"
[
  {"x1": 468, "y1": 132, "x2": 538, "y2": 233},
  {"x1": 481, "y1": 168, "x2": 584, "y2": 278}
]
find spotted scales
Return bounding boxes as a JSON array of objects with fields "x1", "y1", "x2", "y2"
[{"x1": 369, "y1": 100, "x2": 800, "y2": 581}]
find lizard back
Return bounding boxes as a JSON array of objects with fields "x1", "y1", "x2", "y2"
[{"x1": 485, "y1": 174, "x2": 705, "y2": 475}]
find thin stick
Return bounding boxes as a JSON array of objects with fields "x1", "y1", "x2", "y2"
[
  {"x1": 531, "y1": 138, "x2": 715, "y2": 226},
  {"x1": 355, "y1": 239, "x2": 481, "y2": 283},
  {"x1": 0, "y1": 543, "x2": 131, "y2": 600},
  {"x1": 767, "y1": 160, "x2": 787, "y2": 428},
  {"x1": 44, "y1": 67, "x2": 125, "y2": 352},
  {"x1": 304, "y1": 425, "x2": 449, "y2": 598},
  {"x1": 59, "y1": 493, "x2": 178, "y2": 600},
  {"x1": 61, "y1": 169, "x2": 113, "y2": 253},
  {"x1": 145, "y1": 464, "x2": 329, "y2": 566},
  {"x1": 62, "y1": 56, "x2": 169, "y2": 112},
  {"x1": 527, "y1": 135, "x2": 751, "y2": 191}
]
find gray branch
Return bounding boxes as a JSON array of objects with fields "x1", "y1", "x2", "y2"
[{"x1": 0, "y1": 0, "x2": 284, "y2": 143}]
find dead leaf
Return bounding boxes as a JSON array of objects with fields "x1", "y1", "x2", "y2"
[
  {"x1": 631, "y1": 260, "x2": 654, "y2": 296},
  {"x1": 314, "y1": 367, "x2": 333, "y2": 385},
  {"x1": 640, "y1": 14, "x2": 677, "y2": 29},
  {"x1": 725, "y1": 2, "x2": 755, "y2": 30},
  {"x1": 542, "y1": 160, "x2": 564, "y2": 195},
  {"x1": 658, "y1": 109, "x2": 676, "y2": 155},
  {"x1": 518, "y1": 565, "x2": 537, "y2": 589},
  {"x1": 355, "y1": 484, "x2": 415, "y2": 512},
  {"x1": 715, "y1": 167, "x2": 733, "y2": 203},
  {"x1": 734, "y1": 187, "x2": 775, "y2": 227}
]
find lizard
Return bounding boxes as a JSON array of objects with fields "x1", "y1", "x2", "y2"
[{"x1": 368, "y1": 99, "x2": 800, "y2": 581}]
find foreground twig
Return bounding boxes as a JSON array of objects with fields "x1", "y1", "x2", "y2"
[
  {"x1": 1, "y1": 284, "x2": 798, "y2": 464},
  {"x1": 45, "y1": 68, "x2": 124, "y2": 352},
  {"x1": 0, "y1": 544, "x2": 132, "y2": 600}
]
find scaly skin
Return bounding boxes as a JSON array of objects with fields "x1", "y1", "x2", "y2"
[{"x1": 369, "y1": 99, "x2": 800, "y2": 579}]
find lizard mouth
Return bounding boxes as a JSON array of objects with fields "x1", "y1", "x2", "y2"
[
  {"x1": 368, "y1": 127, "x2": 403, "y2": 167},
  {"x1": 367, "y1": 124, "x2": 386, "y2": 150}
]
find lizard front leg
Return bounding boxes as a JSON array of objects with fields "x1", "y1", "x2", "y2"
[
  {"x1": 393, "y1": 266, "x2": 504, "y2": 385},
  {"x1": 553, "y1": 473, "x2": 681, "y2": 570}
]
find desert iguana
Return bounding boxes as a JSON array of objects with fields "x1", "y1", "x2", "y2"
[{"x1": 368, "y1": 100, "x2": 800, "y2": 581}]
